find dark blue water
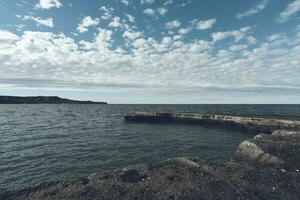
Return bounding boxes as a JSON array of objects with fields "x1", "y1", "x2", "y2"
[{"x1": 1, "y1": 104, "x2": 299, "y2": 189}]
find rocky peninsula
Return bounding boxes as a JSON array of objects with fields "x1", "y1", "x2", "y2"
[
  {"x1": 0, "y1": 96, "x2": 107, "y2": 104},
  {"x1": 1, "y1": 114, "x2": 299, "y2": 200}
]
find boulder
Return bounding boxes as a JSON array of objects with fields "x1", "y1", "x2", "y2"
[
  {"x1": 235, "y1": 130, "x2": 300, "y2": 168},
  {"x1": 235, "y1": 140, "x2": 265, "y2": 164}
]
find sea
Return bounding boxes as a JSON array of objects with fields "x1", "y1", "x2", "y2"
[{"x1": 1, "y1": 104, "x2": 299, "y2": 189}]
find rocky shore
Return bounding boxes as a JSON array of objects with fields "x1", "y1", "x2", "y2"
[
  {"x1": 1, "y1": 114, "x2": 300, "y2": 200},
  {"x1": 125, "y1": 112, "x2": 300, "y2": 133},
  {"x1": 1, "y1": 129, "x2": 299, "y2": 200}
]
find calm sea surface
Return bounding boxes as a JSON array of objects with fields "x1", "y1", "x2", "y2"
[{"x1": 1, "y1": 104, "x2": 299, "y2": 189}]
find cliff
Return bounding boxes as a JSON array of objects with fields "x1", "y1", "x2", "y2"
[{"x1": 0, "y1": 96, "x2": 107, "y2": 104}]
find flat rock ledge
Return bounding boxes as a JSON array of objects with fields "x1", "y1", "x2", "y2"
[
  {"x1": 1, "y1": 130, "x2": 299, "y2": 200},
  {"x1": 125, "y1": 112, "x2": 300, "y2": 133}
]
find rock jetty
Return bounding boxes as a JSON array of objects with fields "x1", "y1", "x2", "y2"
[
  {"x1": 125, "y1": 112, "x2": 300, "y2": 133},
  {"x1": 1, "y1": 129, "x2": 299, "y2": 200}
]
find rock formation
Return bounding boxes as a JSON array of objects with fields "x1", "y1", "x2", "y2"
[{"x1": 236, "y1": 130, "x2": 300, "y2": 169}]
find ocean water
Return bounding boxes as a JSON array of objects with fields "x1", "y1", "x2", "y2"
[{"x1": 1, "y1": 104, "x2": 299, "y2": 189}]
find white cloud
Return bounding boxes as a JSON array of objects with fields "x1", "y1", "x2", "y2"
[
  {"x1": 94, "y1": 29, "x2": 113, "y2": 52},
  {"x1": 141, "y1": 0, "x2": 155, "y2": 4},
  {"x1": 237, "y1": 0, "x2": 271, "y2": 19},
  {"x1": 35, "y1": 0, "x2": 62, "y2": 10},
  {"x1": 77, "y1": 16, "x2": 99, "y2": 33},
  {"x1": 120, "y1": 0, "x2": 129, "y2": 6},
  {"x1": 123, "y1": 29, "x2": 142, "y2": 40},
  {"x1": 176, "y1": 18, "x2": 216, "y2": 36},
  {"x1": 108, "y1": 17, "x2": 122, "y2": 28},
  {"x1": 157, "y1": 7, "x2": 168, "y2": 15},
  {"x1": 126, "y1": 14, "x2": 135, "y2": 23},
  {"x1": 15, "y1": 24, "x2": 25, "y2": 31},
  {"x1": 267, "y1": 34, "x2": 284, "y2": 42},
  {"x1": 132, "y1": 38, "x2": 148, "y2": 49},
  {"x1": 178, "y1": 1, "x2": 192, "y2": 8},
  {"x1": 212, "y1": 27, "x2": 252, "y2": 43},
  {"x1": 143, "y1": 7, "x2": 168, "y2": 17},
  {"x1": 247, "y1": 36, "x2": 257, "y2": 44},
  {"x1": 165, "y1": 20, "x2": 181, "y2": 29},
  {"x1": 173, "y1": 35, "x2": 182, "y2": 40},
  {"x1": 23, "y1": 16, "x2": 54, "y2": 28},
  {"x1": 143, "y1": 8, "x2": 155, "y2": 16},
  {"x1": 278, "y1": 0, "x2": 300, "y2": 23},
  {"x1": 178, "y1": 28, "x2": 190, "y2": 35},
  {"x1": 163, "y1": 0, "x2": 174, "y2": 6},
  {"x1": 0, "y1": 29, "x2": 19, "y2": 42},
  {"x1": 161, "y1": 36, "x2": 172, "y2": 45},
  {"x1": 0, "y1": 27, "x2": 299, "y2": 99},
  {"x1": 100, "y1": 6, "x2": 114, "y2": 20},
  {"x1": 193, "y1": 18, "x2": 216, "y2": 30},
  {"x1": 229, "y1": 44, "x2": 247, "y2": 51}
]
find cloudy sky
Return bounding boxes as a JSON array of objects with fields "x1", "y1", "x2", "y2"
[{"x1": 0, "y1": 0, "x2": 300, "y2": 103}]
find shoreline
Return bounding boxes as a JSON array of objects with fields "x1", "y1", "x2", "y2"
[{"x1": 1, "y1": 114, "x2": 300, "y2": 199}]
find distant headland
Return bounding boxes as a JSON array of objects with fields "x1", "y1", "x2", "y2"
[{"x1": 0, "y1": 96, "x2": 107, "y2": 104}]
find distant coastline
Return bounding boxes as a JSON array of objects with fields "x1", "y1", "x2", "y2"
[{"x1": 0, "y1": 96, "x2": 107, "y2": 104}]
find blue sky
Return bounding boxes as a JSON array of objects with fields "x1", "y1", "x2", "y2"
[{"x1": 0, "y1": 0, "x2": 300, "y2": 103}]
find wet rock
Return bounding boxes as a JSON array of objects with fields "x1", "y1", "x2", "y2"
[
  {"x1": 235, "y1": 139, "x2": 284, "y2": 166},
  {"x1": 235, "y1": 139, "x2": 285, "y2": 166},
  {"x1": 235, "y1": 130, "x2": 300, "y2": 168},
  {"x1": 235, "y1": 140, "x2": 265, "y2": 164},
  {"x1": 272, "y1": 130, "x2": 300, "y2": 137},
  {"x1": 257, "y1": 153, "x2": 284, "y2": 165},
  {"x1": 172, "y1": 157, "x2": 200, "y2": 168},
  {"x1": 120, "y1": 169, "x2": 147, "y2": 183}
]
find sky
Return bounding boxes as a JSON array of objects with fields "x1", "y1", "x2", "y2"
[{"x1": 0, "y1": 0, "x2": 300, "y2": 104}]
